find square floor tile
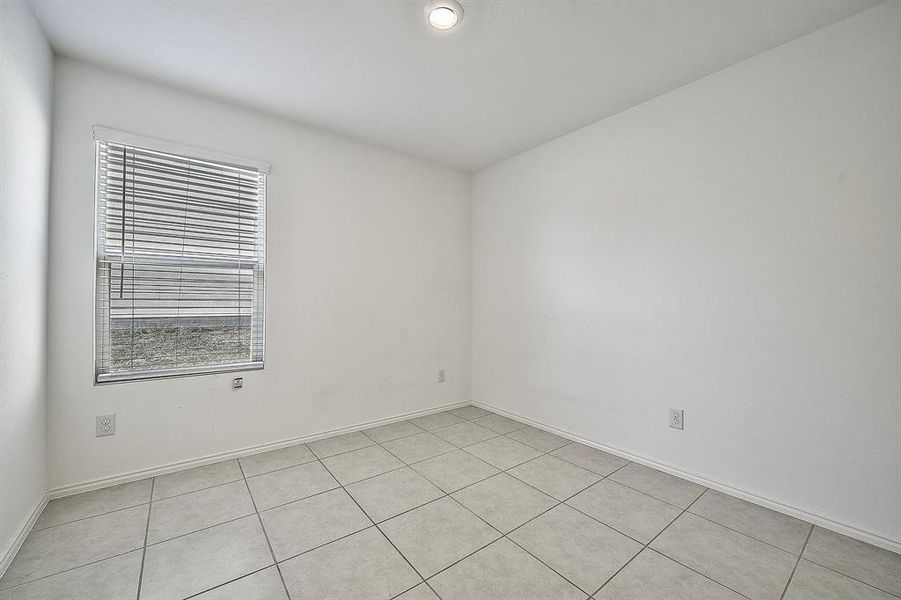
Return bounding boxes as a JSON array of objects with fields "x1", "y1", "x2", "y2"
[
  {"x1": 246, "y1": 461, "x2": 338, "y2": 511},
  {"x1": 451, "y1": 473, "x2": 556, "y2": 533},
  {"x1": 364, "y1": 421, "x2": 424, "y2": 443},
  {"x1": 594, "y1": 549, "x2": 744, "y2": 600},
  {"x1": 472, "y1": 414, "x2": 527, "y2": 434},
  {"x1": 192, "y1": 566, "x2": 288, "y2": 600},
  {"x1": 411, "y1": 450, "x2": 499, "y2": 493},
  {"x1": 608, "y1": 463, "x2": 705, "y2": 509},
  {"x1": 260, "y1": 488, "x2": 371, "y2": 561},
  {"x1": 308, "y1": 431, "x2": 374, "y2": 459},
  {"x1": 450, "y1": 406, "x2": 493, "y2": 420},
  {"x1": 394, "y1": 584, "x2": 439, "y2": 600},
  {"x1": 650, "y1": 512, "x2": 797, "y2": 600},
  {"x1": 321, "y1": 445, "x2": 404, "y2": 485},
  {"x1": 508, "y1": 455, "x2": 601, "y2": 501},
  {"x1": 141, "y1": 515, "x2": 273, "y2": 600},
  {"x1": 153, "y1": 460, "x2": 243, "y2": 501},
  {"x1": 0, "y1": 505, "x2": 148, "y2": 589},
  {"x1": 689, "y1": 489, "x2": 811, "y2": 554},
  {"x1": 433, "y1": 422, "x2": 498, "y2": 447},
  {"x1": 802, "y1": 527, "x2": 901, "y2": 596},
  {"x1": 509, "y1": 504, "x2": 641, "y2": 594},
  {"x1": 34, "y1": 479, "x2": 151, "y2": 530},
  {"x1": 427, "y1": 538, "x2": 584, "y2": 600},
  {"x1": 279, "y1": 527, "x2": 420, "y2": 600},
  {"x1": 567, "y1": 479, "x2": 681, "y2": 543},
  {"x1": 784, "y1": 559, "x2": 896, "y2": 600},
  {"x1": 239, "y1": 444, "x2": 316, "y2": 477},
  {"x1": 410, "y1": 411, "x2": 465, "y2": 431},
  {"x1": 551, "y1": 443, "x2": 629, "y2": 477},
  {"x1": 465, "y1": 436, "x2": 543, "y2": 470},
  {"x1": 346, "y1": 468, "x2": 443, "y2": 523},
  {"x1": 382, "y1": 432, "x2": 455, "y2": 464},
  {"x1": 148, "y1": 480, "x2": 255, "y2": 544},
  {"x1": 381, "y1": 497, "x2": 500, "y2": 577},
  {"x1": 505, "y1": 426, "x2": 570, "y2": 452},
  {"x1": 0, "y1": 550, "x2": 142, "y2": 600}
]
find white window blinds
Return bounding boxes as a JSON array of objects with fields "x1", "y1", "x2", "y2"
[{"x1": 94, "y1": 132, "x2": 267, "y2": 383}]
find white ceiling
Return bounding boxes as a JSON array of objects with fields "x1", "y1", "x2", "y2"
[{"x1": 29, "y1": 0, "x2": 878, "y2": 171}]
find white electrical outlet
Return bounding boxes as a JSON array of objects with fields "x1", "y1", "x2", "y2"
[
  {"x1": 233, "y1": 377, "x2": 244, "y2": 390},
  {"x1": 669, "y1": 409, "x2": 684, "y2": 430},
  {"x1": 438, "y1": 368, "x2": 446, "y2": 383},
  {"x1": 96, "y1": 414, "x2": 116, "y2": 437}
]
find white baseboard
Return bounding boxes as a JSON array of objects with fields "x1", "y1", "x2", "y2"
[
  {"x1": 0, "y1": 492, "x2": 49, "y2": 579},
  {"x1": 472, "y1": 400, "x2": 901, "y2": 555},
  {"x1": 49, "y1": 400, "x2": 470, "y2": 500}
]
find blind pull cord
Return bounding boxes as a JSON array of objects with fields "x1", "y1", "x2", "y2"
[{"x1": 119, "y1": 146, "x2": 126, "y2": 298}]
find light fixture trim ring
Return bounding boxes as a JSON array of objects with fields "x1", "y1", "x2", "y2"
[{"x1": 425, "y1": 0, "x2": 464, "y2": 31}]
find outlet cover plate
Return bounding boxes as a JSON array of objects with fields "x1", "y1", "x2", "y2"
[
  {"x1": 96, "y1": 414, "x2": 116, "y2": 437},
  {"x1": 669, "y1": 409, "x2": 684, "y2": 430}
]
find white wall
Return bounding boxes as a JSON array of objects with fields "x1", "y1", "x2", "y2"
[
  {"x1": 0, "y1": 0, "x2": 52, "y2": 567},
  {"x1": 473, "y1": 1, "x2": 901, "y2": 548},
  {"x1": 47, "y1": 58, "x2": 472, "y2": 489}
]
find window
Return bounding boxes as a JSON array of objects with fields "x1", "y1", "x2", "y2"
[{"x1": 93, "y1": 128, "x2": 268, "y2": 383}]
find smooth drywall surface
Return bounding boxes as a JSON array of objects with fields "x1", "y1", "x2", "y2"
[
  {"x1": 0, "y1": 0, "x2": 51, "y2": 564},
  {"x1": 473, "y1": 1, "x2": 901, "y2": 546},
  {"x1": 48, "y1": 58, "x2": 472, "y2": 489}
]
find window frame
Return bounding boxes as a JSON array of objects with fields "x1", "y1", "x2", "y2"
[{"x1": 91, "y1": 126, "x2": 270, "y2": 385}]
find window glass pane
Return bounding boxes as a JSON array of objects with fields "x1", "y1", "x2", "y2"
[{"x1": 94, "y1": 138, "x2": 266, "y2": 382}]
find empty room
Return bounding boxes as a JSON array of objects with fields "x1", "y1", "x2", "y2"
[{"x1": 1, "y1": 0, "x2": 899, "y2": 598}]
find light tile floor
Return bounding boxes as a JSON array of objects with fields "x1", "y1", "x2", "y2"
[{"x1": 1, "y1": 405, "x2": 899, "y2": 600}]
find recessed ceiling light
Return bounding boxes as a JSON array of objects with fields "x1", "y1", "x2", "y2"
[{"x1": 426, "y1": 0, "x2": 463, "y2": 31}]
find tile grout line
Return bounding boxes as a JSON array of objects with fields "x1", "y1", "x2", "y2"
[
  {"x1": 779, "y1": 526, "x2": 814, "y2": 600},
  {"x1": 19, "y1": 413, "x2": 512, "y2": 536},
  {"x1": 236, "y1": 457, "x2": 292, "y2": 599},
  {"x1": 138, "y1": 427, "x2": 807, "y2": 599},
  {"x1": 241, "y1": 456, "x2": 320, "y2": 480},
  {"x1": 467, "y1": 410, "x2": 893, "y2": 597},
  {"x1": 590, "y1": 490, "x2": 753, "y2": 600},
  {"x1": 370, "y1": 431, "x2": 603, "y2": 597},
  {"x1": 353, "y1": 421, "x2": 583, "y2": 595},
  {"x1": 322, "y1": 454, "x2": 454, "y2": 600},
  {"x1": 423, "y1": 469, "x2": 601, "y2": 596},
  {"x1": 797, "y1": 557, "x2": 901, "y2": 598},
  {"x1": 0, "y1": 548, "x2": 145, "y2": 594},
  {"x1": 555, "y1": 467, "x2": 811, "y2": 563},
  {"x1": 28, "y1": 440, "x2": 462, "y2": 536},
  {"x1": 0, "y1": 498, "x2": 160, "y2": 597},
  {"x1": 312, "y1": 452, "x2": 434, "y2": 598},
  {"x1": 0, "y1": 414, "x2": 710, "y2": 596},
  {"x1": 151, "y1": 419, "x2": 893, "y2": 599},
  {"x1": 247, "y1": 482, "x2": 343, "y2": 515},
  {"x1": 587, "y1": 497, "x2": 689, "y2": 598},
  {"x1": 686, "y1": 507, "x2": 807, "y2": 557},
  {"x1": 14, "y1": 408, "x2": 894, "y2": 599},
  {"x1": 150, "y1": 474, "x2": 244, "y2": 503},
  {"x1": 180, "y1": 565, "x2": 277, "y2": 600},
  {"x1": 135, "y1": 477, "x2": 154, "y2": 600},
  {"x1": 142, "y1": 512, "x2": 255, "y2": 550},
  {"x1": 491, "y1": 459, "x2": 667, "y2": 597},
  {"x1": 272, "y1": 524, "x2": 383, "y2": 569},
  {"x1": 28, "y1": 500, "x2": 153, "y2": 533},
  {"x1": 253, "y1": 453, "x2": 516, "y2": 567},
  {"x1": 135, "y1": 461, "x2": 565, "y2": 571},
  {"x1": 372, "y1": 425, "x2": 627, "y2": 596},
  {"x1": 0, "y1": 411, "x2": 726, "y2": 595}
]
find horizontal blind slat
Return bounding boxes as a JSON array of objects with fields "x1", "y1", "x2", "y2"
[
  {"x1": 95, "y1": 138, "x2": 266, "y2": 380},
  {"x1": 102, "y1": 159, "x2": 260, "y2": 191}
]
